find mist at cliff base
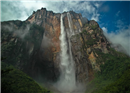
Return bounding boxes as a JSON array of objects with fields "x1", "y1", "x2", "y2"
[{"x1": 52, "y1": 13, "x2": 86, "y2": 93}]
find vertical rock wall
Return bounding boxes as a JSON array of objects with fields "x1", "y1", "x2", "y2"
[{"x1": 1, "y1": 8, "x2": 110, "y2": 83}]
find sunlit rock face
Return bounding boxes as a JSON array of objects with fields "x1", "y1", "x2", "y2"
[
  {"x1": 28, "y1": 8, "x2": 110, "y2": 83},
  {"x1": 26, "y1": 8, "x2": 90, "y2": 83},
  {"x1": 1, "y1": 7, "x2": 111, "y2": 84}
]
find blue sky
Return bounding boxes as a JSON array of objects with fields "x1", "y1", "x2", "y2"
[
  {"x1": 97, "y1": 1, "x2": 130, "y2": 33},
  {"x1": 1, "y1": 0, "x2": 130, "y2": 56},
  {"x1": 1, "y1": 1, "x2": 129, "y2": 33}
]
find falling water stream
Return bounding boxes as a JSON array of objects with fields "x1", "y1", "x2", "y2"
[{"x1": 56, "y1": 13, "x2": 76, "y2": 93}]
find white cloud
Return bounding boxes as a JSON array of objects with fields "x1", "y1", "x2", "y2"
[
  {"x1": 99, "y1": 5, "x2": 109, "y2": 12},
  {"x1": 102, "y1": 27, "x2": 108, "y2": 33},
  {"x1": 91, "y1": 11, "x2": 100, "y2": 21},
  {"x1": 102, "y1": 19, "x2": 130, "y2": 56},
  {"x1": 116, "y1": 11, "x2": 120, "y2": 17},
  {"x1": 103, "y1": 25, "x2": 130, "y2": 56},
  {"x1": 116, "y1": 19, "x2": 124, "y2": 29},
  {"x1": 1, "y1": 1, "x2": 101, "y2": 22},
  {"x1": 2, "y1": 23, "x2": 30, "y2": 39},
  {"x1": 95, "y1": 3, "x2": 100, "y2": 8}
]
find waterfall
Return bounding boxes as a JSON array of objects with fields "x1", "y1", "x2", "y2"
[
  {"x1": 67, "y1": 12, "x2": 75, "y2": 36},
  {"x1": 57, "y1": 13, "x2": 76, "y2": 93}
]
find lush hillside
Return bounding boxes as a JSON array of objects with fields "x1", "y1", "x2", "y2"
[
  {"x1": 98, "y1": 68, "x2": 130, "y2": 93},
  {"x1": 85, "y1": 48, "x2": 130, "y2": 93},
  {"x1": 1, "y1": 61, "x2": 52, "y2": 93}
]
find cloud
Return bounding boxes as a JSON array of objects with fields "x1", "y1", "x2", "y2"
[
  {"x1": 91, "y1": 11, "x2": 100, "y2": 21},
  {"x1": 1, "y1": 1, "x2": 101, "y2": 22},
  {"x1": 2, "y1": 22, "x2": 30, "y2": 39},
  {"x1": 116, "y1": 19, "x2": 125, "y2": 29},
  {"x1": 116, "y1": 11, "x2": 120, "y2": 17},
  {"x1": 102, "y1": 27, "x2": 107, "y2": 33},
  {"x1": 1, "y1": 1, "x2": 48, "y2": 21},
  {"x1": 99, "y1": 5, "x2": 109, "y2": 12},
  {"x1": 102, "y1": 24, "x2": 130, "y2": 56},
  {"x1": 41, "y1": 33, "x2": 52, "y2": 48}
]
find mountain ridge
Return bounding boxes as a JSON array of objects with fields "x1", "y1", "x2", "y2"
[
  {"x1": 0, "y1": 7, "x2": 123, "y2": 82},
  {"x1": 1, "y1": 7, "x2": 130, "y2": 93}
]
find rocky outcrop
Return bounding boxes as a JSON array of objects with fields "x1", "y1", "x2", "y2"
[
  {"x1": 1, "y1": 8, "x2": 111, "y2": 83},
  {"x1": 70, "y1": 20, "x2": 111, "y2": 82},
  {"x1": 26, "y1": 8, "x2": 61, "y2": 76},
  {"x1": 1, "y1": 21, "x2": 59, "y2": 82}
]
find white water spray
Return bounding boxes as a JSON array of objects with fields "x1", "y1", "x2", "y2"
[
  {"x1": 67, "y1": 12, "x2": 75, "y2": 36},
  {"x1": 57, "y1": 13, "x2": 76, "y2": 93}
]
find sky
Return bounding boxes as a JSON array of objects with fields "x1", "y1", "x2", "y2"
[{"x1": 1, "y1": 0, "x2": 130, "y2": 56}]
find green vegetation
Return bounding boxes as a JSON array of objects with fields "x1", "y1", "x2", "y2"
[
  {"x1": 1, "y1": 21, "x2": 52, "y2": 93},
  {"x1": 86, "y1": 48, "x2": 130, "y2": 93},
  {"x1": 24, "y1": 23, "x2": 44, "y2": 48},
  {"x1": 98, "y1": 68, "x2": 130, "y2": 93},
  {"x1": 91, "y1": 25, "x2": 98, "y2": 30},
  {"x1": 1, "y1": 22, "x2": 44, "y2": 66},
  {"x1": 86, "y1": 38, "x2": 97, "y2": 46},
  {"x1": 84, "y1": 23, "x2": 89, "y2": 27},
  {"x1": 84, "y1": 23, "x2": 98, "y2": 30},
  {"x1": 1, "y1": 62, "x2": 52, "y2": 93},
  {"x1": 82, "y1": 29, "x2": 87, "y2": 33},
  {"x1": 82, "y1": 30, "x2": 90, "y2": 35},
  {"x1": 1, "y1": 40, "x2": 24, "y2": 65}
]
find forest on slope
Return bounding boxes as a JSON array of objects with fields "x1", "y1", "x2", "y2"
[
  {"x1": 1, "y1": 61, "x2": 52, "y2": 93},
  {"x1": 85, "y1": 48, "x2": 130, "y2": 93}
]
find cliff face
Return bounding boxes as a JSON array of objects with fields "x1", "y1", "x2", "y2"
[
  {"x1": 1, "y1": 8, "x2": 111, "y2": 83},
  {"x1": 26, "y1": 8, "x2": 110, "y2": 82},
  {"x1": 1, "y1": 21, "x2": 59, "y2": 82}
]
